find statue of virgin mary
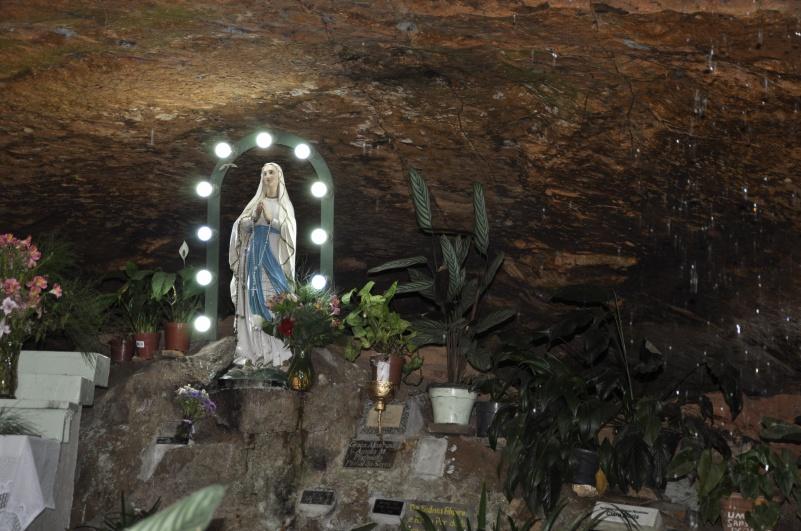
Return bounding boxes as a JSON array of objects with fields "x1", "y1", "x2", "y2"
[{"x1": 229, "y1": 162, "x2": 296, "y2": 366}]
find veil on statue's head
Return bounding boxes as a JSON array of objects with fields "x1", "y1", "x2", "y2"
[{"x1": 234, "y1": 162, "x2": 297, "y2": 279}]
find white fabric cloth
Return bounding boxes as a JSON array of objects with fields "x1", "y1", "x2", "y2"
[{"x1": 0, "y1": 436, "x2": 60, "y2": 531}]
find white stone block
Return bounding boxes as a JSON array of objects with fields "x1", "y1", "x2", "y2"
[
  {"x1": 16, "y1": 374, "x2": 95, "y2": 405},
  {"x1": 19, "y1": 350, "x2": 110, "y2": 387},
  {"x1": 0, "y1": 399, "x2": 78, "y2": 443},
  {"x1": 412, "y1": 437, "x2": 448, "y2": 479}
]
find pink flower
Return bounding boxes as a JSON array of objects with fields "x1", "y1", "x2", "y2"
[
  {"x1": 27, "y1": 275, "x2": 48, "y2": 290},
  {"x1": 1, "y1": 297, "x2": 18, "y2": 316},
  {"x1": 27, "y1": 245, "x2": 41, "y2": 267},
  {"x1": 0, "y1": 234, "x2": 14, "y2": 247},
  {"x1": 3, "y1": 278, "x2": 20, "y2": 296},
  {"x1": 50, "y1": 283, "x2": 62, "y2": 298}
]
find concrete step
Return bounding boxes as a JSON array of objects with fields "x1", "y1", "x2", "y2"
[
  {"x1": 19, "y1": 350, "x2": 110, "y2": 387},
  {"x1": 16, "y1": 373, "x2": 95, "y2": 405},
  {"x1": 0, "y1": 399, "x2": 78, "y2": 442}
]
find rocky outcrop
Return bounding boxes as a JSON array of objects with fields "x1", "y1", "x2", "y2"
[{"x1": 72, "y1": 342, "x2": 509, "y2": 529}]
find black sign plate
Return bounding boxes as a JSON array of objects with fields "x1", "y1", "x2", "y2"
[
  {"x1": 300, "y1": 489, "x2": 335, "y2": 506},
  {"x1": 373, "y1": 498, "x2": 405, "y2": 516},
  {"x1": 343, "y1": 439, "x2": 397, "y2": 469}
]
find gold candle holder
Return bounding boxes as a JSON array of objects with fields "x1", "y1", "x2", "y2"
[{"x1": 369, "y1": 356, "x2": 395, "y2": 437}]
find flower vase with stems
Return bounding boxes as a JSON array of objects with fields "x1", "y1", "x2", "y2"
[
  {"x1": 0, "y1": 234, "x2": 63, "y2": 398},
  {"x1": 265, "y1": 280, "x2": 342, "y2": 392},
  {"x1": 174, "y1": 384, "x2": 216, "y2": 443}
]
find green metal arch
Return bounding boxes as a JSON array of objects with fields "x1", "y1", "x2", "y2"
[{"x1": 202, "y1": 129, "x2": 334, "y2": 339}]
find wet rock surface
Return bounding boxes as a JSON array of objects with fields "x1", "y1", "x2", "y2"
[{"x1": 2, "y1": 1, "x2": 801, "y2": 389}]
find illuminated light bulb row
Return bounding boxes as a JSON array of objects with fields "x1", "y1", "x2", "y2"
[
  {"x1": 213, "y1": 138, "x2": 311, "y2": 160},
  {"x1": 198, "y1": 225, "x2": 327, "y2": 246}
]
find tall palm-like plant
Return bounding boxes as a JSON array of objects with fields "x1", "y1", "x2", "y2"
[{"x1": 369, "y1": 169, "x2": 515, "y2": 383}]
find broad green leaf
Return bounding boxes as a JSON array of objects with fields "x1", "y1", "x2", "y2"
[
  {"x1": 480, "y1": 252, "x2": 504, "y2": 295},
  {"x1": 368, "y1": 256, "x2": 428, "y2": 274},
  {"x1": 397, "y1": 279, "x2": 434, "y2": 295},
  {"x1": 668, "y1": 446, "x2": 698, "y2": 479},
  {"x1": 409, "y1": 169, "x2": 433, "y2": 231},
  {"x1": 127, "y1": 484, "x2": 226, "y2": 531},
  {"x1": 633, "y1": 339, "x2": 665, "y2": 375},
  {"x1": 761, "y1": 417, "x2": 801, "y2": 443},
  {"x1": 473, "y1": 182, "x2": 489, "y2": 255},
  {"x1": 440, "y1": 236, "x2": 462, "y2": 301},
  {"x1": 474, "y1": 309, "x2": 516, "y2": 335},
  {"x1": 151, "y1": 271, "x2": 175, "y2": 301},
  {"x1": 456, "y1": 278, "x2": 479, "y2": 317},
  {"x1": 697, "y1": 450, "x2": 725, "y2": 497}
]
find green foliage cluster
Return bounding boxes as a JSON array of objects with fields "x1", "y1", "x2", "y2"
[
  {"x1": 342, "y1": 280, "x2": 421, "y2": 372},
  {"x1": 0, "y1": 408, "x2": 40, "y2": 436},
  {"x1": 669, "y1": 439, "x2": 801, "y2": 529},
  {"x1": 116, "y1": 262, "x2": 203, "y2": 333},
  {"x1": 369, "y1": 169, "x2": 515, "y2": 384},
  {"x1": 488, "y1": 285, "x2": 743, "y2": 515}
]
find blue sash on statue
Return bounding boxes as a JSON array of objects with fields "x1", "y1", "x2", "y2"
[{"x1": 246, "y1": 224, "x2": 289, "y2": 320}]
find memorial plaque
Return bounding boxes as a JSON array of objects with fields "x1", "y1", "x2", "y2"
[
  {"x1": 298, "y1": 487, "x2": 336, "y2": 518},
  {"x1": 370, "y1": 497, "x2": 406, "y2": 525},
  {"x1": 402, "y1": 500, "x2": 473, "y2": 531},
  {"x1": 343, "y1": 439, "x2": 398, "y2": 469},
  {"x1": 358, "y1": 401, "x2": 409, "y2": 437},
  {"x1": 155, "y1": 421, "x2": 190, "y2": 445},
  {"x1": 591, "y1": 502, "x2": 664, "y2": 531},
  {"x1": 300, "y1": 489, "x2": 335, "y2": 505}
]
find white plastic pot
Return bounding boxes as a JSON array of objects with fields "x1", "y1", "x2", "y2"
[{"x1": 429, "y1": 386, "x2": 478, "y2": 425}]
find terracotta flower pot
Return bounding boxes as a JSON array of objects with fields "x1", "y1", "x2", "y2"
[
  {"x1": 720, "y1": 493, "x2": 755, "y2": 531},
  {"x1": 133, "y1": 331, "x2": 160, "y2": 360},
  {"x1": 164, "y1": 322, "x2": 191, "y2": 353},
  {"x1": 108, "y1": 336, "x2": 135, "y2": 363}
]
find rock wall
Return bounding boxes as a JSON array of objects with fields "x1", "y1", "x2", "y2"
[{"x1": 72, "y1": 341, "x2": 508, "y2": 529}]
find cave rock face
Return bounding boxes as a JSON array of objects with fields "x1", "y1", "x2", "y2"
[{"x1": 2, "y1": 1, "x2": 801, "y2": 387}]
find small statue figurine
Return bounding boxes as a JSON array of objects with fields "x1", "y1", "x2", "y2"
[{"x1": 229, "y1": 162, "x2": 297, "y2": 366}]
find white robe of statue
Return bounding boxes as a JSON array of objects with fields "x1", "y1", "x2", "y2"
[{"x1": 229, "y1": 162, "x2": 296, "y2": 367}]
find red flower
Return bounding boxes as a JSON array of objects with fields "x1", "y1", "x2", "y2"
[{"x1": 277, "y1": 318, "x2": 294, "y2": 337}]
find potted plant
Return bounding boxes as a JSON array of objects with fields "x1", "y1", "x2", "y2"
[
  {"x1": 117, "y1": 262, "x2": 162, "y2": 360},
  {"x1": 369, "y1": 169, "x2": 515, "y2": 425},
  {"x1": 266, "y1": 280, "x2": 342, "y2": 391},
  {"x1": 669, "y1": 443, "x2": 799, "y2": 531},
  {"x1": 152, "y1": 266, "x2": 203, "y2": 354},
  {"x1": 341, "y1": 280, "x2": 421, "y2": 387}
]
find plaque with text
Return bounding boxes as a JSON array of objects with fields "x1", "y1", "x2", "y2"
[
  {"x1": 300, "y1": 489, "x2": 335, "y2": 506},
  {"x1": 343, "y1": 439, "x2": 398, "y2": 469},
  {"x1": 402, "y1": 500, "x2": 473, "y2": 531},
  {"x1": 373, "y1": 498, "x2": 405, "y2": 516}
]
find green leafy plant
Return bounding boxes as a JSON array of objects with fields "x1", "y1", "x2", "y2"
[
  {"x1": 126, "y1": 484, "x2": 225, "y2": 531},
  {"x1": 341, "y1": 280, "x2": 421, "y2": 372},
  {"x1": 0, "y1": 407, "x2": 40, "y2": 436},
  {"x1": 116, "y1": 262, "x2": 162, "y2": 333},
  {"x1": 669, "y1": 444, "x2": 799, "y2": 530},
  {"x1": 369, "y1": 169, "x2": 515, "y2": 384},
  {"x1": 151, "y1": 266, "x2": 203, "y2": 324},
  {"x1": 488, "y1": 284, "x2": 742, "y2": 515}
]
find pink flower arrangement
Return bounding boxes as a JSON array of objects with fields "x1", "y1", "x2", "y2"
[
  {"x1": 266, "y1": 281, "x2": 342, "y2": 354},
  {"x1": 0, "y1": 234, "x2": 62, "y2": 345}
]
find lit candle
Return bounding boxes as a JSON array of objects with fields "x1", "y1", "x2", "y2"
[{"x1": 376, "y1": 361, "x2": 390, "y2": 383}]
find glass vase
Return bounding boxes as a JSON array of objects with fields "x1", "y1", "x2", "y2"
[
  {"x1": 287, "y1": 347, "x2": 314, "y2": 391},
  {"x1": 0, "y1": 337, "x2": 23, "y2": 399}
]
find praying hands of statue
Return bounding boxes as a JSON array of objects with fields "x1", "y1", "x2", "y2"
[{"x1": 253, "y1": 200, "x2": 272, "y2": 223}]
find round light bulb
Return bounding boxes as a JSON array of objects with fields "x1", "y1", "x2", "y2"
[
  {"x1": 197, "y1": 226, "x2": 213, "y2": 242},
  {"x1": 310, "y1": 181, "x2": 327, "y2": 198},
  {"x1": 214, "y1": 142, "x2": 232, "y2": 159},
  {"x1": 194, "y1": 315, "x2": 212, "y2": 333},
  {"x1": 311, "y1": 274, "x2": 327, "y2": 290},
  {"x1": 196, "y1": 181, "x2": 213, "y2": 198},
  {"x1": 196, "y1": 269, "x2": 213, "y2": 286},
  {"x1": 294, "y1": 143, "x2": 311, "y2": 160},
  {"x1": 311, "y1": 228, "x2": 327, "y2": 245},
  {"x1": 256, "y1": 132, "x2": 273, "y2": 149}
]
